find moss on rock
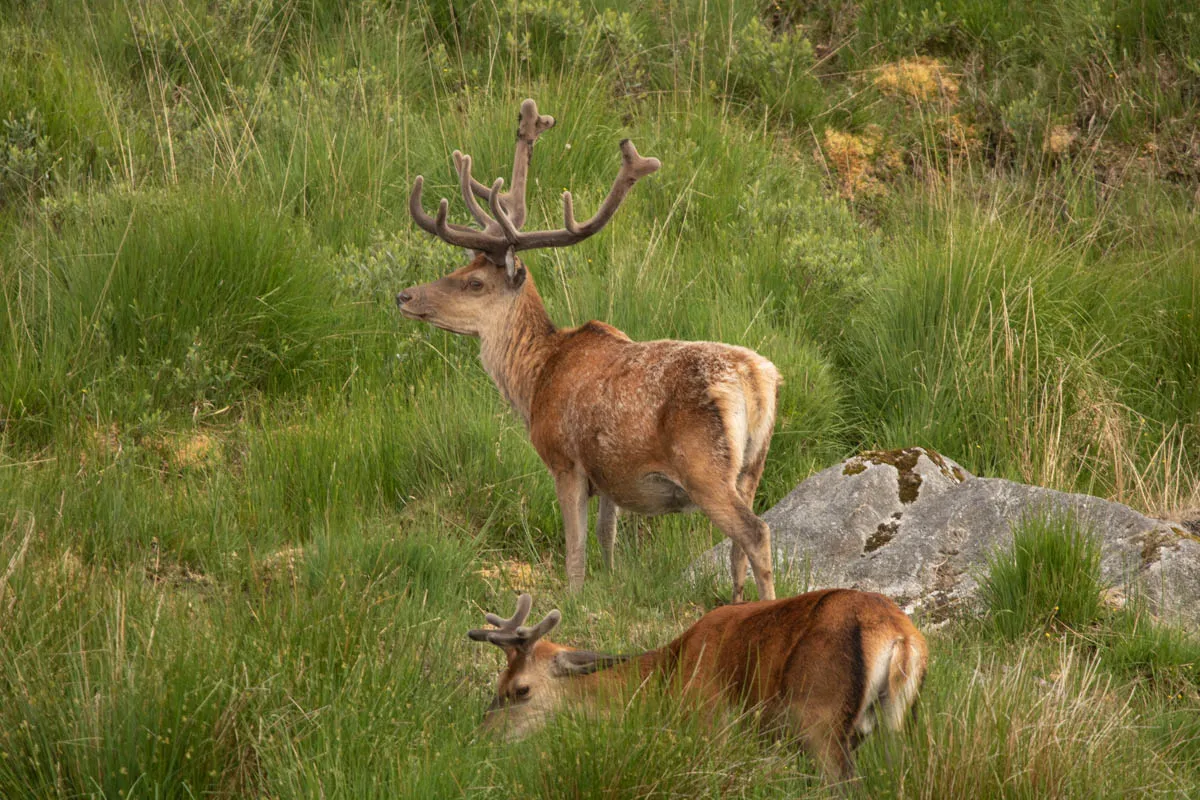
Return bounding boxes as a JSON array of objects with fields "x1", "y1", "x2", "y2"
[{"x1": 841, "y1": 446, "x2": 969, "y2": 504}]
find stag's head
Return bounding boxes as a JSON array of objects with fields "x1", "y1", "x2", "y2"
[
  {"x1": 396, "y1": 99, "x2": 660, "y2": 337},
  {"x1": 468, "y1": 594, "x2": 629, "y2": 739}
]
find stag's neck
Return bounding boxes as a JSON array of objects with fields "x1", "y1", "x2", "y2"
[{"x1": 478, "y1": 280, "x2": 558, "y2": 426}]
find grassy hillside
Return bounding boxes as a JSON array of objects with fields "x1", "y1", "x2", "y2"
[{"x1": 1, "y1": 1, "x2": 1197, "y2": 796}]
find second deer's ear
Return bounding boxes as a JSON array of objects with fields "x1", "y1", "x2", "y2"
[{"x1": 552, "y1": 650, "x2": 629, "y2": 677}]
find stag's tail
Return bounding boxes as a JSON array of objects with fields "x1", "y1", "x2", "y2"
[
  {"x1": 745, "y1": 357, "x2": 780, "y2": 471},
  {"x1": 853, "y1": 628, "x2": 928, "y2": 739},
  {"x1": 731, "y1": 354, "x2": 780, "y2": 480},
  {"x1": 708, "y1": 352, "x2": 780, "y2": 483},
  {"x1": 879, "y1": 632, "x2": 928, "y2": 731}
]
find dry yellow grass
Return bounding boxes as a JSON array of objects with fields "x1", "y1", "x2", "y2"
[
  {"x1": 79, "y1": 423, "x2": 123, "y2": 468},
  {"x1": 821, "y1": 127, "x2": 883, "y2": 198},
  {"x1": 257, "y1": 545, "x2": 305, "y2": 588},
  {"x1": 937, "y1": 113, "x2": 982, "y2": 155},
  {"x1": 168, "y1": 431, "x2": 221, "y2": 469},
  {"x1": 873, "y1": 57, "x2": 959, "y2": 104},
  {"x1": 476, "y1": 558, "x2": 544, "y2": 593},
  {"x1": 1045, "y1": 124, "x2": 1078, "y2": 155}
]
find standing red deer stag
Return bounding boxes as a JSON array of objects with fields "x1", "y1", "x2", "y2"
[
  {"x1": 468, "y1": 591, "x2": 928, "y2": 782},
  {"x1": 397, "y1": 99, "x2": 780, "y2": 601}
]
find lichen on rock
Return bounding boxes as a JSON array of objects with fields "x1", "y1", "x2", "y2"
[
  {"x1": 865, "y1": 520, "x2": 899, "y2": 552},
  {"x1": 842, "y1": 447, "x2": 931, "y2": 503}
]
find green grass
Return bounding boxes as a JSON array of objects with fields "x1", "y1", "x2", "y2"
[
  {"x1": 979, "y1": 510, "x2": 1105, "y2": 639},
  {"x1": 1, "y1": 0, "x2": 1199, "y2": 796}
]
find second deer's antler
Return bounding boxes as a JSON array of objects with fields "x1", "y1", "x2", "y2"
[{"x1": 468, "y1": 593, "x2": 561, "y2": 651}]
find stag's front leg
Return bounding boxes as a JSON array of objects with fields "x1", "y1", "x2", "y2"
[
  {"x1": 597, "y1": 495, "x2": 619, "y2": 569},
  {"x1": 554, "y1": 470, "x2": 590, "y2": 590}
]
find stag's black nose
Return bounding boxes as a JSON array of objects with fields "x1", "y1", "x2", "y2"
[{"x1": 396, "y1": 290, "x2": 413, "y2": 306}]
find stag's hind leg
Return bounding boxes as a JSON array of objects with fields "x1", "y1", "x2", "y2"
[
  {"x1": 686, "y1": 478, "x2": 775, "y2": 602},
  {"x1": 720, "y1": 500, "x2": 774, "y2": 602},
  {"x1": 735, "y1": 440, "x2": 769, "y2": 506},
  {"x1": 671, "y1": 415, "x2": 775, "y2": 601},
  {"x1": 729, "y1": 423, "x2": 772, "y2": 602},
  {"x1": 728, "y1": 464, "x2": 769, "y2": 603},
  {"x1": 729, "y1": 541, "x2": 750, "y2": 603}
]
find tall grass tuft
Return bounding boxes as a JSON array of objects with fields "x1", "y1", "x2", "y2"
[
  {"x1": 1100, "y1": 605, "x2": 1200, "y2": 694},
  {"x1": 479, "y1": 686, "x2": 822, "y2": 799},
  {"x1": 2, "y1": 190, "x2": 360, "y2": 439},
  {"x1": 853, "y1": 644, "x2": 1184, "y2": 798},
  {"x1": 979, "y1": 510, "x2": 1104, "y2": 639}
]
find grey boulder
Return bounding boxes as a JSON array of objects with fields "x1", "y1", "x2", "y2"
[{"x1": 697, "y1": 447, "x2": 1200, "y2": 628}]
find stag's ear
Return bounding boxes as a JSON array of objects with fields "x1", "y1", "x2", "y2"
[
  {"x1": 504, "y1": 248, "x2": 526, "y2": 288},
  {"x1": 552, "y1": 650, "x2": 630, "y2": 677}
]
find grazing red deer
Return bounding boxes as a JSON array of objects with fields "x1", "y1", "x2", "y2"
[
  {"x1": 398, "y1": 99, "x2": 781, "y2": 600},
  {"x1": 468, "y1": 591, "x2": 928, "y2": 782}
]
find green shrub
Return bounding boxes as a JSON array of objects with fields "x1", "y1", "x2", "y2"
[
  {"x1": 726, "y1": 15, "x2": 823, "y2": 124},
  {"x1": 0, "y1": 109, "x2": 55, "y2": 209}
]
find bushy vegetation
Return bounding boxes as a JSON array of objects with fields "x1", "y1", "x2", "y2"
[{"x1": 1, "y1": 0, "x2": 1197, "y2": 796}]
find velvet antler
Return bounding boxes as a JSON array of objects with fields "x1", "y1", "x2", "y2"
[
  {"x1": 468, "y1": 593, "x2": 561, "y2": 652},
  {"x1": 409, "y1": 99, "x2": 659, "y2": 264}
]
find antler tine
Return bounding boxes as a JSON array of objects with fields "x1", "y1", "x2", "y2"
[
  {"x1": 468, "y1": 595, "x2": 562, "y2": 652},
  {"x1": 457, "y1": 99, "x2": 555, "y2": 226},
  {"x1": 460, "y1": 168, "x2": 497, "y2": 207},
  {"x1": 409, "y1": 174, "x2": 509, "y2": 256},
  {"x1": 487, "y1": 178, "x2": 521, "y2": 246},
  {"x1": 511, "y1": 138, "x2": 660, "y2": 252},
  {"x1": 562, "y1": 192, "x2": 579, "y2": 233},
  {"x1": 412, "y1": 103, "x2": 658, "y2": 261},
  {"x1": 484, "y1": 593, "x2": 532, "y2": 630},
  {"x1": 518, "y1": 608, "x2": 561, "y2": 642},
  {"x1": 408, "y1": 176, "x2": 439, "y2": 237},
  {"x1": 453, "y1": 151, "x2": 495, "y2": 230},
  {"x1": 505, "y1": 98, "x2": 556, "y2": 229}
]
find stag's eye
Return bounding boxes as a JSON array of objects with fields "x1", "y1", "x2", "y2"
[
  {"x1": 514, "y1": 685, "x2": 531, "y2": 699},
  {"x1": 467, "y1": 277, "x2": 484, "y2": 291}
]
